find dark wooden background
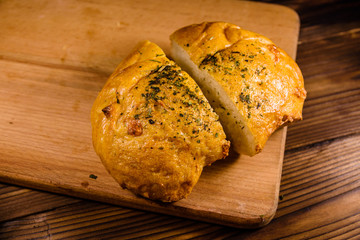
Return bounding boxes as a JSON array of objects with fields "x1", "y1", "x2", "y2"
[{"x1": 1, "y1": 0, "x2": 359, "y2": 239}]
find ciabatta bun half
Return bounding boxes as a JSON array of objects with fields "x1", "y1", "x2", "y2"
[
  {"x1": 91, "y1": 40, "x2": 229, "y2": 202},
  {"x1": 170, "y1": 22, "x2": 306, "y2": 156}
]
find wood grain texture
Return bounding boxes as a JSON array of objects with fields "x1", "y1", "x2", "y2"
[
  {"x1": 1, "y1": 133, "x2": 358, "y2": 239},
  {"x1": 1, "y1": 0, "x2": 359, "y2": 238},
  {"x1": 1, "y1": 190, "x2": 359, "y2": 239},
  {"x1": 0, "y1": 183, "x2": 80, "y2": 222},
  {"x1": 0, "y1": 0, "x2": 301, "y2": 228},
  {"x1": 280, "y1": 0, "x2": 360, "y2": 150},
  {"x1": 278, "y1": 134, "x2": 360, "y2": 218},
  {"x1": 0, "y1": 0, "x2": 300, "y2": 73},
  {"x1": 286, "y1": 88, "x2": 360, "y2": 150}
]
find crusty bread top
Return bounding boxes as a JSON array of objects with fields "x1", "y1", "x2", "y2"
[
  {"x1": 170, "y1": 22, "x2": 306, "y2": 155},
  {"x1": 91, "y1": 40, "x2": 229, "y2": 202}
]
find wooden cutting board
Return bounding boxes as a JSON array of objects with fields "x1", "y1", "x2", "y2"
[{"x1": 0, "y1": 0, "x2": 300, "y2": 228}]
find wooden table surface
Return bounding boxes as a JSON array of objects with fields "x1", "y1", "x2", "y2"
[{"x1": 1, "y1": 0, "x2": 359, "y2": 239}]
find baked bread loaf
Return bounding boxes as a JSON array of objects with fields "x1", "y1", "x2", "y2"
[
  {"x1": 91, "y1": 40, "x2": 230, "y2": 202},
  {"x1": 170, "y1": 22, "x2": 306, "y2": 156}
]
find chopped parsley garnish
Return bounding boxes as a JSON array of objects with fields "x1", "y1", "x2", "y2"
[
  {"x1": 89, "y1": 174, "x2": 98, "y2": 179},
  {"x1": 239, "y1": 93, "x2": 251, "y2": 104}
]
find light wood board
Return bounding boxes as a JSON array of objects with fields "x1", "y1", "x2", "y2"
[{"x1": 0, "y1": 0, "x2": 300, "y2": 228}]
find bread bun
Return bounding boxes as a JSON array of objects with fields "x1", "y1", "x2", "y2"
[
  {"x1": 170, "y1": 22, "x2": 306, "y2": 156},
  {"x1": 91, "y1": 40, "x2": 229, "y2": 202}
]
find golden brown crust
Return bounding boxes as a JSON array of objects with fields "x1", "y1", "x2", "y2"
[
  {"x1": 170, "y1": 22, "x2": 306, "y2": 155},
  {"x1": 91, "y1": 40, "x2": 229, "y2": 202}
]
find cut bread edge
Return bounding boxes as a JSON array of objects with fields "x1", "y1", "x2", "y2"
[{"x1": 171, "y1": 40, "x2": 258, "y2": 156}]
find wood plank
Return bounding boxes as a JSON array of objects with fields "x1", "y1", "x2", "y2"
[
  {"x1": 0, "y1": 201, "x2": 187, "y2": 239},
  {"x1": 286, "y1": 89, "x2": 360, "y2": 150},
  {"x1": 229, "y1": 188, "x2": 360, "y2": 239},
  {"x1": 0, "y1": 0, "x2": 301, "y2": 228},
  {"x1": 0, "y1": 0, "x2": 300, "y2": 74},
  {"x1": 270, "y1": 0, "x2": 360, "y2": 150},
  {"x1": 279, "y1": 134, "x2": 360, "y2": 217},
  {"x1": 0, "y1": 185, "x2": 358, "y2": 239},
  {"x1": 292, "y1": 0, "x2": 360, "y2": 43},
  {"x1": 0, "y1": 183, "x2": 80, "y2": 222},
  {"x1": 296, "y1": 30, "x2": 360, "y2": 100},
  {"x1": 267, "y1": 1, "x2": 360, "y2": 101}
]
